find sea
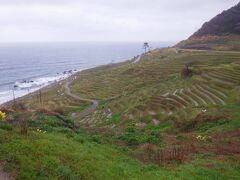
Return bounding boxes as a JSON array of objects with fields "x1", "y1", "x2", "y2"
[{"x1": 0, "y1": 42, "x2": 173, "y2": 104}]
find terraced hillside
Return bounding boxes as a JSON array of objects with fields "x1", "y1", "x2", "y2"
[
  {"x1": 14, "y1": 48, "x2": 240, "y2": 130},
  {"x1": 177, "y1": 34, "x2": 240, "y2": 51},
  {"x1": 3, "y1": 48, "x2": 240, "y2": 179},
  {"x1": 60, "y1": 49, "x2": 239, "y2": 129}
]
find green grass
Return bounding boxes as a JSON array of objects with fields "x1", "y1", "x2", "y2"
[
  {"x1": 0, "y1": 126, "x2": 240, "y2": 180},
  {"x1": 118, "y1": 123, "x2": 163, "y2": 145},
  {"x1": 177, "y1": 34, "x2": 240, "y2": 51}
]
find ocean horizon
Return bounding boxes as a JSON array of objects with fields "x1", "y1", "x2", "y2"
[{"x1": 0, "y1": 41, "x2": 174, "y2": 104}]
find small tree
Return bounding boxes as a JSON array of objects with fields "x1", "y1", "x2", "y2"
[
  {"x1": 181, "y1": 64, "x2": 193, "y2": 77},
  {"x1": 143, "y1": 42, "x2": 150, "y2": 53}
]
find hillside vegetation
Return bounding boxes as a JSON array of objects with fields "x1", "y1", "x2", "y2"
[
  {"x1": 177, "y1": 3, "x2": 240, "y2": 50},
  {"x1": 2, "y1": 47, "x2": 240, "y2": 179},
  {"x1": 192, "y1": 2, "x2": 240, "y2": 37},
  {"x1": 1, "y1": 3, "x2": 240, "y2": 179}
]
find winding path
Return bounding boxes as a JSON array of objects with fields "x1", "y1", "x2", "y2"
[
  {"x1": 64, "y1": 53, "x2": 143, "y2": 121},
  {"x1": 64, "y1": 52, "x2": 143, "y2": 117},
  {"x1": 65, "y1": 81, "x2": 99, "y2": 119}
]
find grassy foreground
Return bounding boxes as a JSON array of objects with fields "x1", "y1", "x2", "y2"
[{"x1": 0, "y1": 118, "x2": 239, "y2": 180}]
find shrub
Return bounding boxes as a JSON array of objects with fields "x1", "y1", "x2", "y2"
[
  {"x1": 181, "y1": 65, "x2": 193, "y2": 77},
  {"x1": 118, "y1": 125, "x2": 162, "y2": 145}
]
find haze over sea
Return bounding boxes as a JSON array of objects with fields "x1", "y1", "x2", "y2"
[{"x1": 0, "y1": 42, "x2": 173, "y2": 104}]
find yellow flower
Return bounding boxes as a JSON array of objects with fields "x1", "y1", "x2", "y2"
[
  {"x1": 36, "y1": 129, "x2": 46, "y2": 133},
  {"x1": 196, "y1": 135, "x2": 209, "y2": 141},
  {"x1": 0, "y1": 111, "x2": 6, "y2": 120},
  {"x1": 196, "y1": 135, "x2": 202, "y2": 140}
]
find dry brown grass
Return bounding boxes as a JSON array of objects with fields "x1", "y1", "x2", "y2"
[
  {"x1": 133, "y1": 143, "x2": 197, "y2": 165},
  {"x1": 176, "y1": 113, "x2": 230, "y2": 132}
]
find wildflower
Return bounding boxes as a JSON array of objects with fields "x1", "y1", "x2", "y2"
[
  {"x1": 36, "y1": 129, "x2": 46, "y2": 134},
  {"x1": 196, "y1": 135, "x2": 208, "y2": 141},
  {"x1": 202, "y1": 109, "x2": 207, "y2": 113},
  {"x1": 0, "y1": 111, "x2": 7, "y2": 121},
  {"x1": 196, "y1": 135, "x2": 202, "y2": 140}
]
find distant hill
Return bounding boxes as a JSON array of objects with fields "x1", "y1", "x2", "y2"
[
  {"x1": 192, "y1": 2, "x2": 240, "y2": 37},
  {"x1": 177, "y1": 2, "x2": 240, "y2": 51}
]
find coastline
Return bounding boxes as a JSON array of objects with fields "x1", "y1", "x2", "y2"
[
  {"x1": 1, "y1": 57, "x2": 134, "y2": 106},
  {"x1": 0, "y1": 41, "x2": 154, "y2": 106},
  {"x1": 0, "y1": 69, "x2": 76, "y2": 104}
]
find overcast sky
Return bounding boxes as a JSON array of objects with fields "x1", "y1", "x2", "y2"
[{"x1": 0, "y1": 0, "x2": 239, "y2": 43}]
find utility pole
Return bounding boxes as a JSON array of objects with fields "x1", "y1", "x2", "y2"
[
  {"x1": 39, "y1": 90, "x2": 43, "y2": 108},
  {"x1": 12, "y1": 88, "x2": 16, "y2": 106}
]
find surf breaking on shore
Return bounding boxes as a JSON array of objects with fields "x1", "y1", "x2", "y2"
[{"x1": 0, "y1": 69, "x2": 79, "y2": 105}]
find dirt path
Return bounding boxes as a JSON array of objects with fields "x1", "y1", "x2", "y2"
[
  {"x1": 64, "y1": 53, "x2": 144, "y2": 120},
  {"x1": 64, "y1": 81, "x2": 99, "y2": 119},
  {"x1": 133, "y1": 54, "x2": 143, "y2": 63}
]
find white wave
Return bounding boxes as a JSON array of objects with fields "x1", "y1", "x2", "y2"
[
  {"x1": 0, "y1": 89, "x2": 38, "y2": 104},
  {"x1": 0, "y1": 69, "x2": 80, "y2": 105}
]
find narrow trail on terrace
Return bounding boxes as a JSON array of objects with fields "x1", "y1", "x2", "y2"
[
  {"x1": 64, "y1": 54, "x2": 144, "y2": 120},
  {"x1": 65, "y1": 81, "x2": 99, "y2": 119}
]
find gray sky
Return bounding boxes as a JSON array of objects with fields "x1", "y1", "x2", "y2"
[{"x1": 0, "y1": 0, "x2": 239, "y2": 43}]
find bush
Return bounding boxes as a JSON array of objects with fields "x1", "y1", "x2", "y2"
[
  {"x1": 118, "y1": 125, "x2": 162, "y2": 145},
  {"x1": 181, "y1": 65, "x2": 193, "y2": 77}
]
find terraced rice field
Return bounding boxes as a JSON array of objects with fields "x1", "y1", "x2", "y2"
[
  {"x1": 123, "y1": 73, "x2": 238, "y2": 124},
  {"x1": 13, "y1": 80, "x2": 86, "y2": 112},
  {"x1": 14, "y1": 48, "x2": 240, "y2": 128},
  {"x1": 72, "y1": 48, "x2": 240, "y2": 127}
]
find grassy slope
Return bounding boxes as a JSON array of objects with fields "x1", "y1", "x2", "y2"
[
  {"x1": 0, "y1": 122, "x2": 239, "y2": 180},
  {"x1": 176, "y1": 34, "x2": 240, "y2": 51},
  {"x1": 2, "y1": 48, "x2": 240, "y2": 179}
]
